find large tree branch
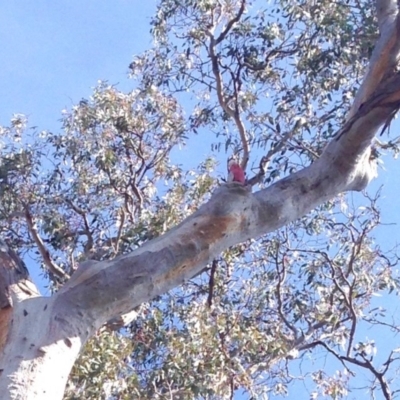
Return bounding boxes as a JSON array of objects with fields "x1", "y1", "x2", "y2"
[
  {"x1": 27, "y1": 1, "x2": 400, "y2": 339},
  {"x1": 348, "y1": 2, "x2": 400, "y2": 119},
  {"x1": 53, "y1": 71, "x2": 400, "y2": 335}
]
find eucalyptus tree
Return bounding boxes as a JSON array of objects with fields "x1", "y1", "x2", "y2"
[{"x1": 1, "y1": 0, "x2": 400, "y2": 399}]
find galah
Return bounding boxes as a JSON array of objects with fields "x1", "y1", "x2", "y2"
[{"x1": 228, "y1": 161, "x2": 246, "y2": 184}]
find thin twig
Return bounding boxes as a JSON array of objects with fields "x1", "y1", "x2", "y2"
[{"x1": 311, "y1": 340, "x2": 355, "y2": 375}]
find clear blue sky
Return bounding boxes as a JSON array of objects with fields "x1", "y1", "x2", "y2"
[
  {"x1": 1, "y1": 2, "x2": 400, "y2": 399},
  {"x1": 0, "y1": 1, "x2": 155, "y2": 129}
]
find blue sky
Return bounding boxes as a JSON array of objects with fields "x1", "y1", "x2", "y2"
[
  {"x1": 1, "y1": 2, "x2": 400, "y2": 399},
  {"x1": 0, "y1": 1, "x2": 155, "y2": 129}
]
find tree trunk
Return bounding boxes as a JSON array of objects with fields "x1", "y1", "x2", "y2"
[{"x1": 0, "y1": 244, "x2": 83, "y2": 400}]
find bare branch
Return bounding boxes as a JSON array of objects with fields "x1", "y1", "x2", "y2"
[
  {"x1": 215, "y1": 0, "x2": 246, "y2": 45},
  {"x1": 208, "y1": 31, "x2": 250, "y2": 170},
  {"x1": 207, "y1": 259, "x2": 218, "y2": 307},
  {"x1": 24, "y1": 207, "x2": 69, "y2": 280},
  {"x1": 342, "y1": 355, "x2": 392, "y2": 400},
  {"x1": 275, "y1": 253, "x2": 298, "y2": 337}
]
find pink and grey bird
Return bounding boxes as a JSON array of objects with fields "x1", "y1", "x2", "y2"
[{"x1": 228, "y1": 161, "x2": 246, "y2": 184}]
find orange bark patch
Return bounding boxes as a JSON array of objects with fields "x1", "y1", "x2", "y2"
[{"x1": 0, "y1": 306, "x2": 12, "y2": 352}]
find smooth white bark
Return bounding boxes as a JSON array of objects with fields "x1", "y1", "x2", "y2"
[
  {"x1": 0, "y1": 298, "x2": 82, "y2": 400},
  {"x1": 1, "y1": 3, "x2": 400, "y2": 399}
]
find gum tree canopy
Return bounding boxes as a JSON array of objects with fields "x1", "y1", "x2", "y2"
[{"x1": 1, "y1": 0, "x2": 400, "y2": 399}]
